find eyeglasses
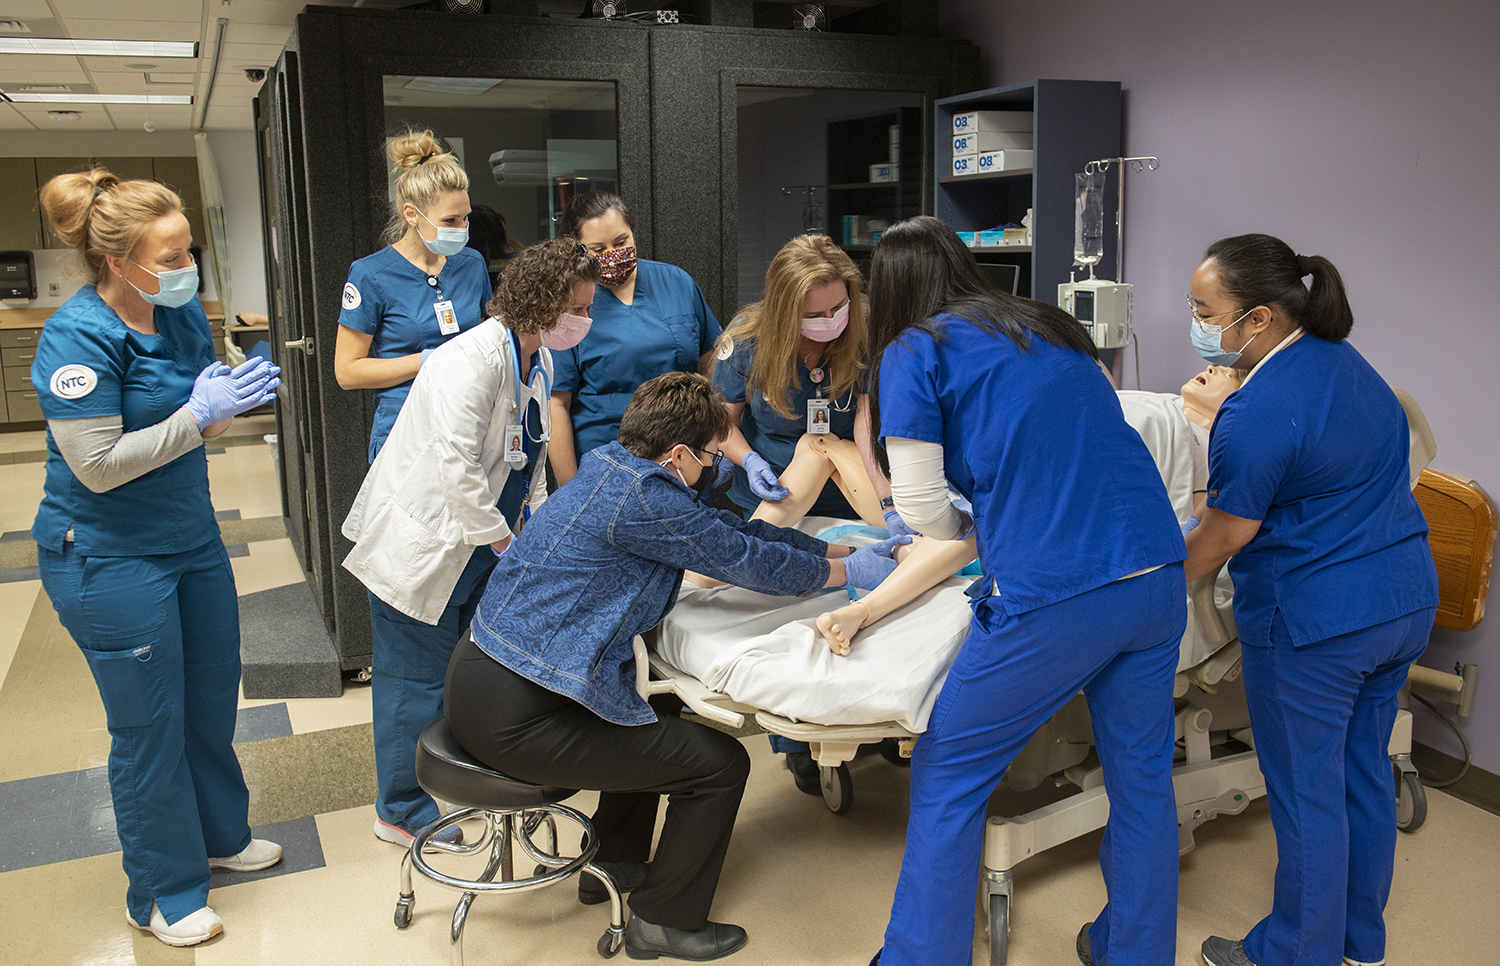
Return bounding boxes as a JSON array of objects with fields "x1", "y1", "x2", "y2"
[
  {"x1": 693, "y1": 447, "x2": 725, "y2": 479},
  {"x1": 1188, "y1": 295, "x2": 1250, "y2": 331}
]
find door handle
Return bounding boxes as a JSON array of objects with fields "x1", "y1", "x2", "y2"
[{"x1": 284, "y1": 336, "x2": 314, "y2": 356}]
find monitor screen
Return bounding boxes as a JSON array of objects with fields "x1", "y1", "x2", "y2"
[{"x1": 976, "y1": 262, "x2": 1020, "y2": 296}]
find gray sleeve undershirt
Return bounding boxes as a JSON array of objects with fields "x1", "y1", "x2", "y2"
[{"x1": 49, "y1": 409, "x2": 207, "y2": 493}]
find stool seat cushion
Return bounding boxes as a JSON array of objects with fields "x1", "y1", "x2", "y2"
[{"x1": 416, "y1": 718, "x2": 579, "y2": 810}]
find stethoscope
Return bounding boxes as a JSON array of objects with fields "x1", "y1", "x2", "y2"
[{"x1": 506, "y1": 329, "x2": 552, "y2": 444}]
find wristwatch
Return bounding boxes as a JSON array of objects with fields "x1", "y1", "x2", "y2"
[{"x1": 879, "y1": 496, "x2": 894, "y2": 510}]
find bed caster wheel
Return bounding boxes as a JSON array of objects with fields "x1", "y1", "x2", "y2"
[
  {"x1": 598, "y1": 927, "x2": 624, "y2": 958},
  {"x1": 986, "y1": 892, "x2": 1009, "y2": 965},
  {"x1": 1395, "y1": 765, "x2": 1427, "y2": 832},
  {"x1": 394, "y1": 895, "x2": 414, "y2": 929},
  {"x1": 878, "y1": 737, "x2": 911, "y2": 767},
  {"x1": 820, "y1": 763, "x2": 853, "y2": 815}
]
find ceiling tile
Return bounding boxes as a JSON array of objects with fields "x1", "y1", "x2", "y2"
[
  {"x1": 66, "y1": 19, "x2": 203, "y2": 42},
  {"x1": 217, "y1": 22, "x2": 293, "y2": 46},
  {"x1": 218, "y1": 42, "x2": 285, "y2": 61},
  {"x1": 91, "y1": 73, "x2": 194, "y2": 94},
  {"x1": 0, "y1": 68, "x2": 92, "y2": 84},
  {"x1": 0, "y1": 53, "x2": 85, "y2": 71},
  {"x1": 51, "y1": 0, "x2": 205, "y2": 23},
  {"x1": 0, "y1": 1, "x2": 58, "y2": 18}
]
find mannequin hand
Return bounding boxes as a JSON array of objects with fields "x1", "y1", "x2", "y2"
[
  {"x1": 883, "y1": 508, "x2": 919, "y2": 538},
  {"x1": 185, "y1": 358, "x2": 280, "y2": 429},
  {"x1": 743, "y1": 451, "x2": 789, "y2": 501},
  {"x1": 841, "y1": 535, "x2": 912, "y2": 591}
]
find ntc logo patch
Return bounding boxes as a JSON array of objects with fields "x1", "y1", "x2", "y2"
[
  {"x1": 50, "y1": 364, "x2": 98, "y2": 400},
  {"x1": 342, "y1": 282, "x2": 361, "y2": 310}
]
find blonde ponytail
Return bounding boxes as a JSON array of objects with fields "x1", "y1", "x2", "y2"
[{"x1": 383, "y1": 129, "x2": 469, "y2": 244}]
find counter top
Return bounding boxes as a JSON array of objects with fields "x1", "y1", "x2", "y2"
[{"x1": 0, "y1": 299, "x2": 226, "y2": 331}]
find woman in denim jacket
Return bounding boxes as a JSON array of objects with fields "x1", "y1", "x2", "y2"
[{"x1": 445, "y1": 371, "x2": 906, "y2": 962}]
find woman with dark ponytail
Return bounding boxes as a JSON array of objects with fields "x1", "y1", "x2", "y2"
[{"x1": 1184, "y1": 234, "x2": 1438, "y2": 966}]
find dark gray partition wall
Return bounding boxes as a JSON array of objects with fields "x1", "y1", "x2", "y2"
[{"x1": 256, "y1": 4, "x2": 976, "y2": 675}]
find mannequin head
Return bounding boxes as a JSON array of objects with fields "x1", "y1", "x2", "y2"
[{"x1": 1179, "y1": 364, "x2": 1244, "y2": 428}]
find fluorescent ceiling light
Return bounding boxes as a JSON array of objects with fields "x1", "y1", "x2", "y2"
[
  {"x1": 0, "y1": 39, "x2": 198, "y2": 57},
  {"x1": 2, "y1": 92, "x2": 193, "y2": 104},
  {"x1": 403, "y1": 76, "x2": 501, "y2": 95}
]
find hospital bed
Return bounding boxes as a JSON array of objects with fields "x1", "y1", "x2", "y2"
[{"x1": 636, "y1": 387, "x2": 1464, "y2": 966}]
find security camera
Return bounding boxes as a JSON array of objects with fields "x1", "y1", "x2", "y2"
[
  {"x1": 143, "y1": 120, "x2": 157, "y2": 132},
  {"x1": 244, "y1": 67, "x2": 266, "y2": 82}
]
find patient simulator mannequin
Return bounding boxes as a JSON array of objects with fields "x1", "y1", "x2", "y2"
[{"x1": 689, "y1": 362, "x2": 1243, "y2": 656}]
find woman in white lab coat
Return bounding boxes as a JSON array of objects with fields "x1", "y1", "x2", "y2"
[{"x1": 341, "y1": 238, "x2": 600, "y2": 847}]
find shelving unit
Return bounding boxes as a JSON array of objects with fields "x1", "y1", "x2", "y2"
[
  {"x1": 933, "y1": 80, "x2": 1120, "y2": 303},
  {"x1": 826, "y1": 106, "x2": 924, "y2": 269}
]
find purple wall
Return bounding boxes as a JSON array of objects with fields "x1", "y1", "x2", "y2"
[{"x1": 940, "y1": 0, "x2": 1500, "y2": 774}]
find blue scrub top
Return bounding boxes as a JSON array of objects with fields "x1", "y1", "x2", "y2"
[
  {"x1": 338, "y1": 245, "x2": 490, "y2": 461},
  {"x1": 1207, "y1": 336, "x2": 1438, "y2": 647},
  {"x1": 31, "y1": 284, "x2": 218, "y2": 556},
  {"x1": 713, "y1": 334, "x2": 859, "y2": 517},
  {"x1": 551, "y1": 259, "x2": 719, "y2": 458},
  {"x1": 879, "y1": 314, "x2": 1185, "y2": 617}
]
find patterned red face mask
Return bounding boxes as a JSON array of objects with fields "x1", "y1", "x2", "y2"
[{"x1": 596, "y1": 245, "x2": 638, "y2": 286}]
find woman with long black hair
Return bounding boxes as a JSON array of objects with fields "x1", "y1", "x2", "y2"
[{"x1": 865, "y1": 216, "x2": 1186, "y2": 966}]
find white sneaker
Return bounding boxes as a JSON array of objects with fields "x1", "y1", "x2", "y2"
[
  {"x1": 208, "y1": 837, "x2": 283, "y2": 872},
  {"x1": 128, "y1": 903, "x2": 223, "y2": 947}
]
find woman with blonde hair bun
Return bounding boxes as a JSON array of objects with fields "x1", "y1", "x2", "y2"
[
  {"x1": 334, "y1": 128, "x2": 491, "y2": 463},
  {"x1": 31, "y1": 167, "x2": 282, "y2": 947}
]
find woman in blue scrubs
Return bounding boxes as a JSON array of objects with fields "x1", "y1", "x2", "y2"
[
  {"x1": 867, "y1": 217, "x2": 1187, "y2": 966},
  {"x1": 334, "y1": 130, "x2": 491, "y2": 462},
  {"x1": 1183, "y1": 235, "x2": 1438, "y2": 966},
  {"x1": 32, "y1": 169, "x2": 282, "y2": 947},
  {"x1": 342, "y1": 239, "x2": 598, "y2": 849},
  {"x1": 547, "y1": 192, "x2": 720, "y2": 484}
]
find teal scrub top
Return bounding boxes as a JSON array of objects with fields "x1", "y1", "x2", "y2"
[
  {"x1": 551, "y1": 259, "x2": 719, "y2": 458},
  {"x1": 713, "y1": 334, "x2": 859, "y2": 517},
  {"x1": 338, "y1": 245, "x2": 490, "y2": 461},
  {"x1": 878, "y1": 313, "x2": 1185, "y2": 616},
  {"x1": 1207, "y1": 335, "x2": 1438, "y2": 647},
  {"x1": 31, "y1": 284, "x2": 218, "y2": 556}
]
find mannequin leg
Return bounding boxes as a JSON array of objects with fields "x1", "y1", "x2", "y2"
[{"x1": 816, "y1": 536, "x2": 977, "y2": 655}]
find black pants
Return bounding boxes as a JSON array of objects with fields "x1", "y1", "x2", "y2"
[{"x1": 444, "y1": 635, "x2": 750, "y2": 929}]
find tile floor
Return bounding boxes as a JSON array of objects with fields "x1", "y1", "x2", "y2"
[{"x1": 2, "y1": 415, "x2": 1497, "y2": 966}]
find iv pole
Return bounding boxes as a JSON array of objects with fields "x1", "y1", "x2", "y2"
[{"x1": 1084, "y1": 156, "x2": 1159, "y2": 284}]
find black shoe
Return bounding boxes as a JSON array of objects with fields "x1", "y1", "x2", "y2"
[
  {"x1": 785, "y1": 751, "x2": 821, "y2": 796},
  {"x1": 579, "y1": 860, "x2": 650, "y2": 905},
  {"x1": 1202, "y1": 936, "x2": 1255, "y2": 966},
  {"x1": 1076, "y1": 922, "x2": 1094, "y2": 965},
  {"x1": 624, "y1": 916, "x2": 748, "y2": 962}
]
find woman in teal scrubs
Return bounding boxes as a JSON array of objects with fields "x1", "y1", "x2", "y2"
[
  {"x1": 334, "y1": 130, "x2": 491, "y2": 461},
  {"x1": 547, "y1": 192, "x2": 720, "y2": 484},
  {"x1": 868, "y1": 217, "x2": 1186, "y2": 966},
  {"x1": 1184, "y1": 235, "x2": 1438, "y2": 966},
  {"x1": 32, "y1": 168, "x2": 282, "y2": 948}
]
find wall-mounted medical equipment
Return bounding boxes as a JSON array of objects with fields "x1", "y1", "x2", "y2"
[
  {"x1": 1058, "y1": 156, "x2": 1158, "y2": 350},
  {"x1": 0, "y1": 251, "x2": 37, "y2": 302}
]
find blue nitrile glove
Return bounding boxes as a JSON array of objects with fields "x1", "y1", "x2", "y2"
[
  {"x1": 421, "y1": 348, "x2": 435, "y2": 367},
  {"x1": 743, "y1": 450, "x2": 789, "y2": 501},
  {"x1": 840, "y1": 534, "x2": 912, "y2": 590},
  {"x1": 883, "y1": 507, "x2": 920, "y2": 538},
  {"x1": 185, "y1": 358, "x2": 280, "y2": 429},
  {"x1": 713, "y1": 454, "x2": 734, "y2": 488},
  {"x1": 1181, "y1": 514, "x2": 1202, "y2": 535}
]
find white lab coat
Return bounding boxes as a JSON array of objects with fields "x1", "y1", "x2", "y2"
[{"x1": 341, "y1": 318, "x2": 552, "y2": 624}]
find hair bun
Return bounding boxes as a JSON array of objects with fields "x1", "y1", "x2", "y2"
[
  {"x1": 1295, "y1": 254, "x2": 1313, "y2": 278},
  {"x1": 386, "y1": 129, "x2": 447, "y2": 171}
]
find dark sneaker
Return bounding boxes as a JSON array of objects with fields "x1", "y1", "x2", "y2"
[
  {"x1": 785, "y1": 751, "x2": 821, "y2": 796},
  {"x1": 624, "y1": 915, "x2": 747, "y2": 961},
  {"x1": 1077, "y1": 922, "x2": 1094, "y2": 965},
  {"x1": 1202, "y1": 936, "x2": 1255, "y2": 966}
]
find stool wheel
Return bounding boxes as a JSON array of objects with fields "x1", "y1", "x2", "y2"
[
  {"x1": 394, "y1": 895, "x2": 414, "y2": 929},
  {"x1": 598, "y1": 926, "x2": 625, "y2": 958}
]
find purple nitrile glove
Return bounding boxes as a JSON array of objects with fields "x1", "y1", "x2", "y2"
[
  {"x1": 841, "y1": 534, "x2": 912, "y2": 591},
  {"x1": 883, "y1": 507, "x2": 920, "y2": 538},
  {"x1": 743, "y1": 450, "x2": 789, "y2": 501}
]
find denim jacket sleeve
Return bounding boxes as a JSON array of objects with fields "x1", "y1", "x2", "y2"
[{"x1": 608, "y1": 470, "x2": 830, "y2": 595}]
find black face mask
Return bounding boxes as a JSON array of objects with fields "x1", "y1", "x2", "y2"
[{"x1": 665, "y1": 447, "x2": 720, "y2": 501}]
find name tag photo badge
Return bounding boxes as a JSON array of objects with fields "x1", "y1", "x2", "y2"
[
  {"x1": 807, "y1": 398, "x2": 831, "y2": 435},
  {"x1": 434, "y1": 299, "x2": 459, "y2": 335},
  {"x1": 504, "y1": 424, "x2": 526, "y2": 464}
]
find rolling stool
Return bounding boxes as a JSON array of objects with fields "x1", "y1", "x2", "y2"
[{"x1": 395, "y1": 717, "x2": 626, "y2": 964}]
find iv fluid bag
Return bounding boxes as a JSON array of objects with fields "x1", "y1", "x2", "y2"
[{"x1": 1075, "y1": 172, "x2": 1104, "y2": 268}]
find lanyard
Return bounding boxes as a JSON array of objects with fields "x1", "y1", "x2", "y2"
[
  {"x1": 507, "y1": 326, "x2": 552, "y2": 435},
  {"x1": 1238, "y1": 326, "x2": 1305, "y2": 389},
  {"x1": 426, "y1": 273, "x2": 445, "y2": 302}
]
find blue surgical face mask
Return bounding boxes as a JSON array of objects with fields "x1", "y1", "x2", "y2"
[
  {"x1": 128, "y1": 262, "x2": 199, "y2": 309},
  {"x1": 1190, "y1": 307, "x2": 1255, "y2": 367},
  {"x1": 416, "y1": 208, "x2": 469, "y2": 257}
]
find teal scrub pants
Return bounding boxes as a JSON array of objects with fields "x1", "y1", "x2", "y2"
[
  {"x1": 38, "y1": 539, "x2": 251, "y2": 928},
  {"x1": 880, "y1": 563, "x2": 1186, "y2": 966},
  {"x1": 368, "y1": 545, "x2": 496, "y2": 831},
  {"x1": 1240, "y1": 606, "x2": 1435, "y2": 966}
]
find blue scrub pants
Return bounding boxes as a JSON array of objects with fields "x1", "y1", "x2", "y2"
[
  {"x1": 37, "y1": 539, "x2": 250, "y2": 928},
  {"x1": 369, "y1": 546, "x2": 496, "y2": 830},
  {"x1": 881, "y1": 564, "x2": 1186, "y2": 966},
  {"x1": 1239, "y1": 607, "x2": 1435, "y2": 966}
]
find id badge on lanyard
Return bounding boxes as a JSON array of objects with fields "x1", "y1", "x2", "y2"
[
  {"x1": 434, "y1": 299, "x2": 459, "y2": 335},
  {"x1": 504, "y1": 414, "x2": 526, "y2": 466},
  {"x1": 807, "y1": 397, "x2": 831, "y2": 435}
]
